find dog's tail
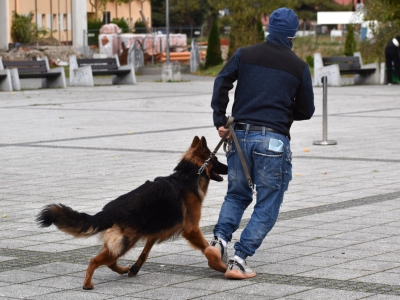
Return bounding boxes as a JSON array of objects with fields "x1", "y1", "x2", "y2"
[{"x1": 36, "y1": 204, "x2": 110, "y2": 237}]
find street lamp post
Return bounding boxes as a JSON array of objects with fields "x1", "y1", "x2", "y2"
[{"x1": 166, "y1": 0, "x2": 170, "y2": 63}]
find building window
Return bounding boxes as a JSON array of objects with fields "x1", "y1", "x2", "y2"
[
  {"x1": 63, "y1": 14, "x2": 67, "y2": 31},
  {"x1": 53, "y1": 14, "x2": 57, "y2": 30},
  {"x1": 42, "y1": 14, "x2": 46, "y2": 28}
]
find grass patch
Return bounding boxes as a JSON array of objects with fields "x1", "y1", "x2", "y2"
[{"x1": 194, "y1": 64, "x2": 224, "y2": 77}]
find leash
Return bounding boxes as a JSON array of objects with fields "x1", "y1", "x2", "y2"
[
  {"x1": 197, "y1": 117, "x2": 234, "y2": 176},
  {"x1": 198, "y1": 116, "x2": 257, "y2": 196}
]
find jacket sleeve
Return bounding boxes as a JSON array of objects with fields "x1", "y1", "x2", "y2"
[
  {"x1": 210, "y1": 49, "x2": 240, "y2": 129},
  {"x1": 293, "y1": 66, "x2": 315, "y2": 120}
]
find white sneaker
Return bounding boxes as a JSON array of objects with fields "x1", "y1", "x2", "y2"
[
  {"x1": 204, "y1": 236, "x2": 228, "y2": 272},
  {"x1": 225, "y1": 258, "x2": 256, "y2": 279}
]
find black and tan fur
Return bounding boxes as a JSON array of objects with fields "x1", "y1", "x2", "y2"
[{"x1": 36, "y1": 136, "x2": 227, "y2": 290}]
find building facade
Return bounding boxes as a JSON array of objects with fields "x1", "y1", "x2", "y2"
[{"x1": 0, "y1": 0, "x2": 151, "y2": 49}]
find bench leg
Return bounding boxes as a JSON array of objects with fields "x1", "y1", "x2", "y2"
[
  {"x1": 354, "y1": 73, "x2": 379, "y2": 85},
  {"x1": 319, "y1": 64, "x2": 342, "y2": 86},
  {"x1": 313, "y1": 53, "x2": 324, "y2": 87},
  {"x1": 0, "y1": 69, "x2": 13, "y2": 92},
  {"x1": 354, "y1": 62, "x2": 380, "y2": 85},
  {"x1": 9, "y1": 68, "x2": 21, "y2": 91},
  {"x1": 70, "y1": 65, "x2": 94, "y2": 87},
  {"x1": 380, "y1": 62, "x2": 386, "y2": 85},
  {"x1": 42, "y1": 67, "x2": 67, "y2": 89},
  {"x1": 112, "y1": 65, "x2": 136, "y2": 85}
]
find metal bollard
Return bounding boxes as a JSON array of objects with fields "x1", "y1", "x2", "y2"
[{"x1": 313, "y1": 76, "x2": 337, "y2": 146}]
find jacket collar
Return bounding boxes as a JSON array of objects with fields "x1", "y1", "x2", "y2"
[{"x1": 266, "y1": 33, "x2": 293, "y2": 49}]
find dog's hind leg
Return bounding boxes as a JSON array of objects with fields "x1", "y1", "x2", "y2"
[
  {"x1": 128, "y1": 237, "x2": 156, "y2": 277},
  {"x1": 107, "y1": 235, "x2": 141, "y2": 275},
  {"x1": 108, "y1": 261, "x2": 129, "y2": 274},
  {"x1": 83, "y1": 247, "x2": 115, "y2": 290}
]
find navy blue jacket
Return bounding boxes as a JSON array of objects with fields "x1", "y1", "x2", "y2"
[{"x1": 211, "y1": 33, "x2": 315, "y2": 138}]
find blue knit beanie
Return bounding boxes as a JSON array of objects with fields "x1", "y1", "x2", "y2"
[{"x1": 268, "y1": 7, "x2": 299, "y2": 38}]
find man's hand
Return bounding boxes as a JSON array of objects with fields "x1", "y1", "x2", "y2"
[{"x1": 218, "y1": 126, "x2": 231, "y2": 138}]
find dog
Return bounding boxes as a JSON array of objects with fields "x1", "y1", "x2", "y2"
[{"x1": 36, "y1": 136, "x2": 228, "y2": 290}]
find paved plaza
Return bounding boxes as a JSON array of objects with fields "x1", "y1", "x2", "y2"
[{"x1": 1, "y1": 75, "x2": 400, "y2": 299}]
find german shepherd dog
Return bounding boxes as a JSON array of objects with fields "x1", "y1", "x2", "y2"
[{"x1": 36, "y1": 136, "x2": 227, "y2": 290}]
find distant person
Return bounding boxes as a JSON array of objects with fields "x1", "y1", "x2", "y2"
[
  {"x1": 205, "y1": 7, "x2": 314, "y2": 279},
  {"x1": 385, "y1": 36, "x2": 400, "y2": 85}
]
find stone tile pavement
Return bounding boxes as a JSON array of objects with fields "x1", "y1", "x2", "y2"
[{"x1": 1, "y1": 75, "x2": 400, "y2": 299}]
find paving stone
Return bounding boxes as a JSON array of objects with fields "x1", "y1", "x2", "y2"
[
  {"x1": 287, "y1": 288, "x2": 374, "y2": 299},
  {"x1": 28, "y1": 289, "x2": 112, "y2": 300},
  {"x1": 1, "y1": 80, "x2": 400, "y2": 298},
  {"x1": 0, "y1": 283, "x2": 61, "y2": 298}
]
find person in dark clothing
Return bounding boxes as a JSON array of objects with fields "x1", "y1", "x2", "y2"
[
  {"x1": 204, "y1": 7, "x2": 314, "y2": 279},
  {"x1": 385, "y1": 36, "x2": 400, "y2": 85}
]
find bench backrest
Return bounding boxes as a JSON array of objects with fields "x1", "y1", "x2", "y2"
[
  {"x1": 322, "y1": 56, "x2": 361, "y2": 71},
  {"x1": 2, "y1": 60, "x2": 48, "y2": 73},
  {"x1": 77, "y1": 58, "x2": 119, "y2": 71}
]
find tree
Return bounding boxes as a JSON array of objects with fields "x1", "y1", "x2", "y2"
[
  {"x1": 364, "y1": 0, "x2": 400, "y2": 23},
  {"x1": 207, "y1": 0, "x2": 355, "y2": 57},
  {"x1": 205, "y1": 17, "x2": 223, "y2": 68},
  {"x1": 208, "y1": 0, "x2": 299, "y2": 57},
  {"x1": 294, "y1": 0, "x2": 352, "y2": 21},
  {"x1": 256, "y1": 19, "x2": 265, "y2": 43},
  {"x1": 151, "y1": 0, "x2": 211, "y2": 27},
  {"x1": 359, "y1": 0, "x2": 400, "y2": 63},
  {"x1": 344, "y1": 24, "x2": 356, "y2": 56}
]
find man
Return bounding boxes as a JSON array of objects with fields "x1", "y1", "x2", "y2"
[
  {"x1": 205, "y1": 7, "x2": 315, "y2": 279},
  {"x1": 385, "y1": 36, "x2": 400, "y2": 85}
]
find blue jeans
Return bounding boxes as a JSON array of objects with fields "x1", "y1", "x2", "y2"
[{"x1": 214, "y1": 126, "x2": 292, "y2": 260}]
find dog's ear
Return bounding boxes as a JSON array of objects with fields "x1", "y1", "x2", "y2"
[
  {"x1": 200, "y1": 136, "x2": 208, "y2": 151},
  {"x1": 191, "y1": 136, "x2": 200, "y2": 148}
]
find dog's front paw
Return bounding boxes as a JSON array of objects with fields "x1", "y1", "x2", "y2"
[
  {"x1": 82, "y1": 283, "x2": 94, "y2": 290},
  {"x1": 128, "y1": 264, "x2": 140, "y2": 277}
]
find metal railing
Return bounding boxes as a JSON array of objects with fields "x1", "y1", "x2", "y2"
[{"x1": 127, "y1": 39, "x2": 144, "y2": 71}]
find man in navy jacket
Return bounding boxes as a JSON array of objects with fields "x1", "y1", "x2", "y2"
[{"x1": 205, "y1": 7, "x2": 315, "y2": 279}]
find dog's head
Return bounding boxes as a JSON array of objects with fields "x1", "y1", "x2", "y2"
[{"x1": 189, "y1": 136, "x2": 228, "y2": 181}]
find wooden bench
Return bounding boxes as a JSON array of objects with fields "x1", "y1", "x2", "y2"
[
  {"x1": 314, "y1": 52, "x2": 380, "y2": 86},
  {"x1": 69, "y1": 55, "x2": 136, "y2": 87},
  {"x1": 1, "y1": 57, "x2": 66, "y2": 91}
]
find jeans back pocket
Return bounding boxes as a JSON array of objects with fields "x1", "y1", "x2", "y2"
[{"x1": 253, "y1": 147, "x2": 283, "y2": 190}]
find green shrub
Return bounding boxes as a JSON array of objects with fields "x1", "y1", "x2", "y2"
[
  {"x1": 11, "y1": 12, "x2": 34, "y2": 44},
  {"x1": 358, "y1": 39, "x2": 382, "y2": 64},
  {"x1": 87, "y1": 19, "x2": 102, "y2": 46},
  {"x1": 111, "y1": 18, "x2": 130, "y2": 33},
  {"x1": 205, "y1": 17, "x2": 223, "y2": 69},
  {"x1": 344, "y1": 24, "x2": 356, "y2": 56},
  {"x1": 134, "y1": 20, "x2": 146, "y2": 33},
  {"x1": 257, "y1": 19, "x2": 265, "y2": 43},
  {"x1": 305, "y1": 55, "x2": 314, "y2": 68},
  {"x1": 32, "y1": 26, "x2": 52, "y2": 40}
]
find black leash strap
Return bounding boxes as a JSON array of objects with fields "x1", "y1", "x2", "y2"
[
  {"x1": 227, "y1": 122, "x2": 257, "y2": 196},
  {"x1": 198, "y1": 117, "x2": 257, "y2": 196},
  {"x1": 197, "y1": 117, "x2": 234, "y2": 176}
]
